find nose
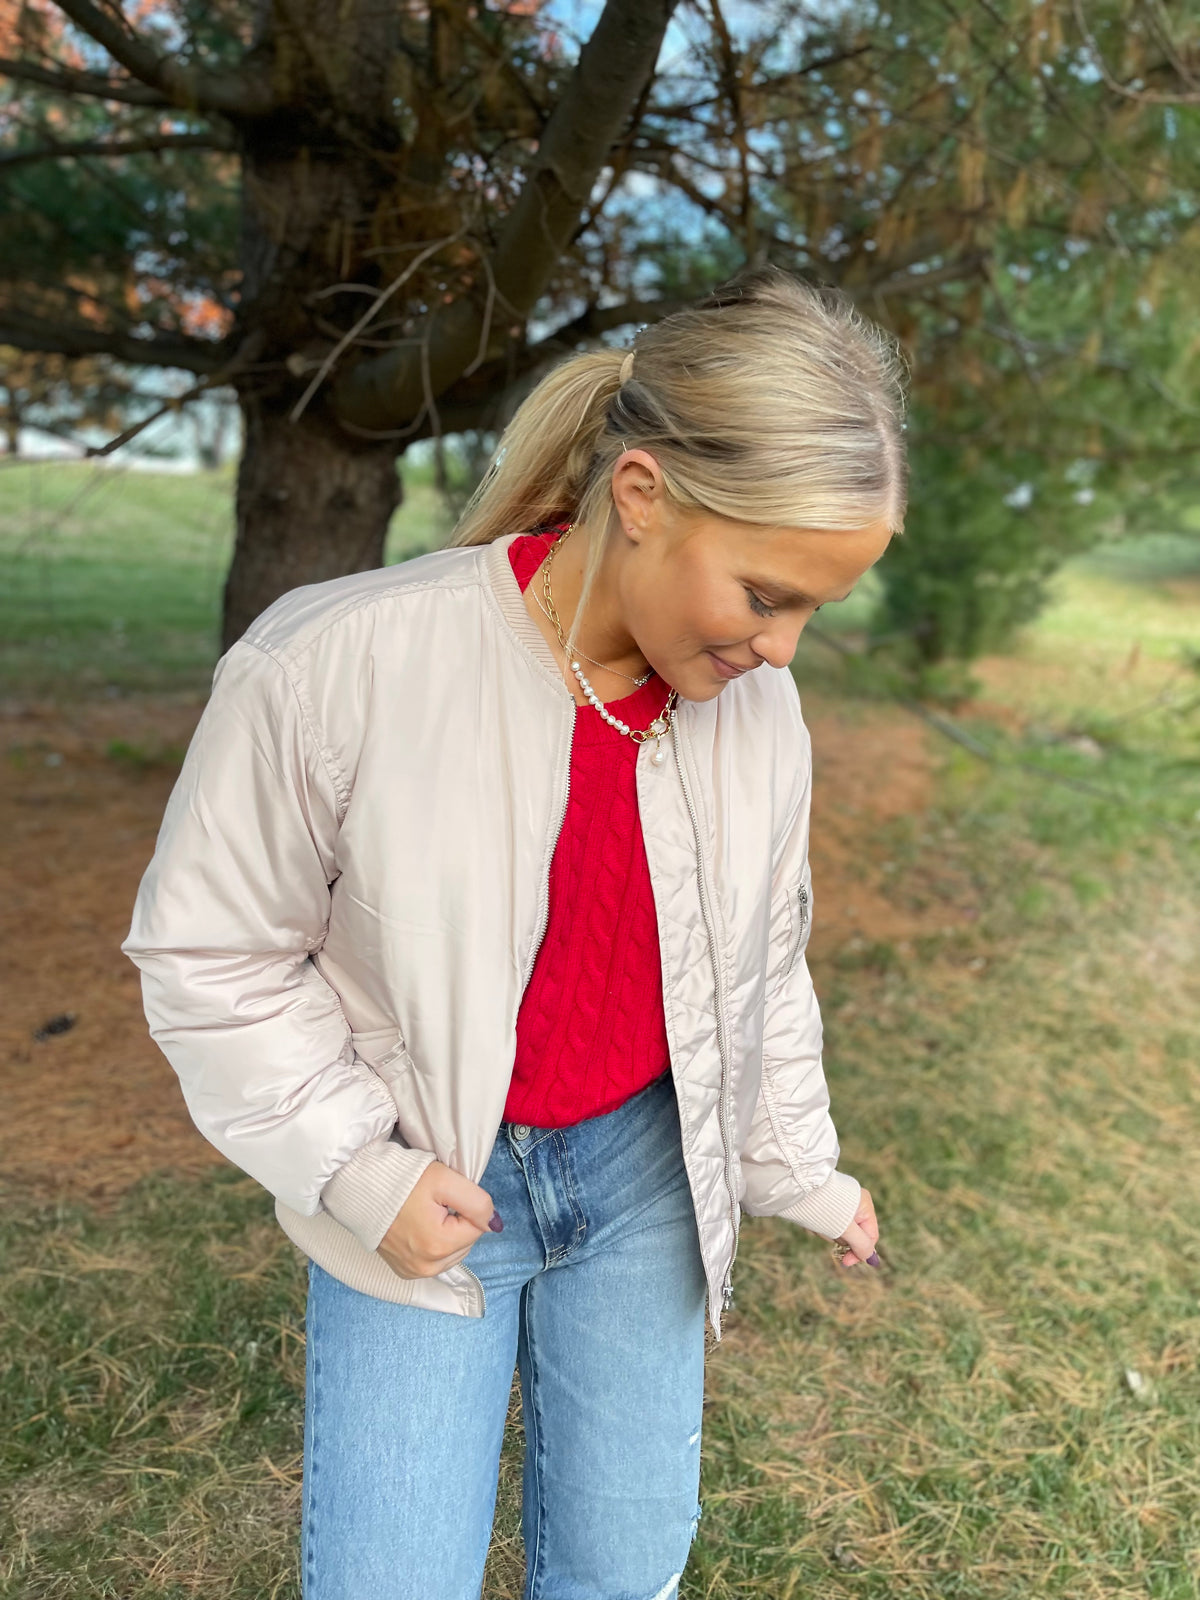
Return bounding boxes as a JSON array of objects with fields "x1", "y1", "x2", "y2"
[{"x1": 750, "y1": 615, "x2": 808, "y2": 669}]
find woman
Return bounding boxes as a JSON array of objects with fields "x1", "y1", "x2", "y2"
[{"x1": 122, "y1": 264, "x2": 906, "y2": 1598}]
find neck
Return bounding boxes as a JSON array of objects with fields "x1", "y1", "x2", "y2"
[{"x1": 546, "y1": 527, "x2": 648, "y2": 685}]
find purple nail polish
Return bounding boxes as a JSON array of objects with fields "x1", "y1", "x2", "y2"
[
  {"x1": 866, "y1": 1251, "x2": 880, "y2": 1267},
  {"x1": 488, "y1": 1210, "x2": 504, "y2": 1233}
]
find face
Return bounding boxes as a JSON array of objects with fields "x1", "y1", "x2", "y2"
[{"x1": 610, "y1": 452, "x2": 896, "y2": 702}]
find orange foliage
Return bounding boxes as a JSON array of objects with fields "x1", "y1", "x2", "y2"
[
  {"x1": 58, "y1": 275, "x2": 110, "y2": 328},
  {"x1": 0, "y1": 0, "x2": 72, "y2": 58},
  {"x1": 130, "y1": 276, "x2": 234, "y2": 339},
  {"x1": 0, "y1": 0, "x2": 175, "y2": 65},
  {"x1": 180, "y1": 296, "x2": 233, "y2": 338}
]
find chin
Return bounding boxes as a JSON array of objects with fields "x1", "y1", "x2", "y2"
[{"x1": 672, "y1": 671, "x2": 728, "y2": 704}]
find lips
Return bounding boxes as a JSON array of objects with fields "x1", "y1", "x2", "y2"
[{"x1": 706, "y1": 650, "x2": 753, "y2": 679}]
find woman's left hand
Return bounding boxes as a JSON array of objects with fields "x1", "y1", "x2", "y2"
[{"x1": 834, "y1": 1187, "x2": 880, "y2": 1268}]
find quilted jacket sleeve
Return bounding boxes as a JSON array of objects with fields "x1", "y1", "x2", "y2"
[
  {"x1": 738, "y1": 687, "x2": 862, "y2": 1240},
  {"x1": 120, "y1": 638, "x2": 436, "y2": 1251}
]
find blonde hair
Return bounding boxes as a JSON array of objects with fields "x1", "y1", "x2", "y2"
[{"x1": 449, "y1": 264, "x2": 909, "y2": 653}]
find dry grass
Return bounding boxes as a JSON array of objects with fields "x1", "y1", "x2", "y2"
[{"x1": 692, "y1": 853, "x2": 1200, "y2": 1597}]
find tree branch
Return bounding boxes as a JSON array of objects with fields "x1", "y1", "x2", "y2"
[
  {"x1": 0, "y1": 130, "x2": 237, "y2": 170},
  {"x1": 0, "y1": 314, "x2": 231, "y2": 374},
  {"x1": 1, "y1": 331, "x2": 262, "y2": 461},
  {"x1": 709, "y1": 0, "x2": 757, "y2": 257},
  {"x1": 628, "y1": 144, "x2": 736, "y2": 226},
  {"x1": 529, "y1": 297, "x2": 692, "y2": 352},
  {"x1": 458, "y1": 11, "x2": 552, "y2": 124},
  {"x1": 330, "y1": 0, "x2": 682, "y2": 435},
  {"x1": 645, "y1": 46, "x2": 875, "y2": 121},
  {"x1": 51, "y1": 0, "x2": 278, "y2": 118},
  {"x1": 1070, "y1": 0, "x2": 1200, "y2": 105},
  {"x1": 339, "y1": 296, "x2": 695, "y2": 443},
  {"x1": 867, "y1": 251, "x2": 991, "y2": 300},
  {"x1": 0, "y1": 52, "x2": 170, "y2": 106}
]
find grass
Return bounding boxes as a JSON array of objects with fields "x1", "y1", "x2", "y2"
[
  {"x1": 694, "y1": 795, "x2": 1200, "y2": 1598},
  {"x1": 0, "y1": 458, "x2": 453, "y2": 699},
  {"x1": 1, "y1": 1177, "x2": 306, "y2": 1599},
  {"x1": 2, "y1": 467, "x2": 1199, "y2": 1596},
  {"x1": 0, "y1": 464, "x2": 233, "y2": 698}
]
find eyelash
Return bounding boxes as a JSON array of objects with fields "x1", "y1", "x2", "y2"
[{"x1": 745, "y1": 589, "x2": 823, "y2": 619}]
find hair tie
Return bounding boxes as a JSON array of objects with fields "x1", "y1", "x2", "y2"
[{"x1": 619, "y1": 349, "x2": 635, "y2": 385}]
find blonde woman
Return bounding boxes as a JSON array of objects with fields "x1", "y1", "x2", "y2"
[{"x1": 122, "y1": 265, "x2": 906, "y2": 1599}]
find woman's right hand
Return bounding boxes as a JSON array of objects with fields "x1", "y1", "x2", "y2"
[{"x1": 377, "y1": 1161, "x2": 502, "y2": 1279}]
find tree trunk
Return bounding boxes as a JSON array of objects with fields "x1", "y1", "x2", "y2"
[
  {"x1": 217, "y1": 0, "x2": 411, "y2": 648},
  {"x1": 221, "y1": 392, "x2": 401, "y2": 652},
  {"x1": 3, "y1": 393, "x2": 19, "y2": 456},
  {"x1": 213, "y1": 0, "x2": 676, "y2": 643}
]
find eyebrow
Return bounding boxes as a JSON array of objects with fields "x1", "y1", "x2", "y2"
[{"x1": 748, "y1": 578, "x2": 857, "y2": 606}]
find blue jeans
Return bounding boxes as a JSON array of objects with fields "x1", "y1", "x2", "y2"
[{"x1": 302, "y1": 1069, "x2": 708, "y2": 1600}]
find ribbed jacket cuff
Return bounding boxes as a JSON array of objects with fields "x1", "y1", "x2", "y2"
[
  {"x1": 319, "y1": 1138, "x2": 437, "y2": 1253},
  {"x1": 778, "y1": 1170, "x2": 862, "y2": 1240}
]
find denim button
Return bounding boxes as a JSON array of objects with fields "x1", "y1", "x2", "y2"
[{"x1": 513, "y1": 1124, "x2": 531, "y2": 1140}]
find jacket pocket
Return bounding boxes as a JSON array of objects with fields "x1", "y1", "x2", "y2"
[
  {"x1": 782, "y1": 872, "x2": 811, "y2": 981},
  {"x1": 349, "y1": 1026, "x2": 414, "y2": 1081}
]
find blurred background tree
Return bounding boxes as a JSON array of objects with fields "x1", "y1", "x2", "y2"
[
  {"x1": 1, "y1": 349, "x2": 134, "y2": 454},
  {"x1": 1, "y1": 0, "x2": 1197, "y2": 661}
]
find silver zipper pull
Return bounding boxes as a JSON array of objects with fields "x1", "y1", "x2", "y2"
[{"x1": 721, "y1": 1278, "x2": 735, "y2": 1312}]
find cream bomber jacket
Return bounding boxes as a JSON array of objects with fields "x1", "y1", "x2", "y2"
[{"x1": 121, "y1": 533, "x2": 862, "y2": 1338}]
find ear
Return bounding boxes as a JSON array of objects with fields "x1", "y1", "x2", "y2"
[{"x1": 610, "y1": 449, "x2": 662, "y2": 545}]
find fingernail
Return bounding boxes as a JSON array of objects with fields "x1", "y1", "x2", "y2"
[
  {"x1": 866, "y1": 1251, "x2": 881, "y2": 1267},
  {"x1": 488, "y1": 1210, "x2": 504, "y2": 1233}
]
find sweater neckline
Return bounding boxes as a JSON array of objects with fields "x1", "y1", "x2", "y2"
[
  {"x1": 508, "y1": 526, "x2": 669, "y2": 714},
  {"x1": 484, "y1": 530, "x2": 670, "y2": 717}
]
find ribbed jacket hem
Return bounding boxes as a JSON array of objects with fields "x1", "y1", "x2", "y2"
[
  {"x1": 318, "y1": 1138, "x2": 437, "y2": 1251},
  {"x1": 778, "y1": 1169, "x2": 862, "y2": 1239}
]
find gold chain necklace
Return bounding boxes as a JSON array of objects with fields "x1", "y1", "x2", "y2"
[
  {"x1": 542, "y1": 523, "x2": 677, "y2": 766},
  {"x1": 530, "y1": 589, "x2": 653, "y2": 686}
]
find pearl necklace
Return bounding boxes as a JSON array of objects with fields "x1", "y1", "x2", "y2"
[{"x1": 542, "y1": 524, "x2": 678, "y2": 766}]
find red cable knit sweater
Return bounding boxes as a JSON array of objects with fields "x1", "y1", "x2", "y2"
[{"x1": 502, "y1": 527, "x2": 673, "y2": 1128}]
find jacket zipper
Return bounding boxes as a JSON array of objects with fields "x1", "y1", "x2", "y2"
[
  {"x1": 673, "y1": 720, "x2": 740, "y2": 1316},
  {"x1": 785, "y1": 878, "x2": 810, "y2": 979},
  {"x1": 460, "y1": 703, "x2": 574, "y2": 1315},
  {"x1": 521, "y1": 709, "x2": 575, "y2": 989}
]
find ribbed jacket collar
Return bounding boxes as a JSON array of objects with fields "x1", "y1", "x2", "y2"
[{"x1": 481, "y1": 533, "x2": 577, "y2": 695}]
